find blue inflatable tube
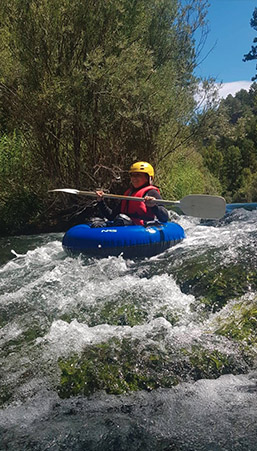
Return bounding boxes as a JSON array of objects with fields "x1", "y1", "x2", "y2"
[{"x1": 62, "y1": 222, "x2": 185, "y2": 258}]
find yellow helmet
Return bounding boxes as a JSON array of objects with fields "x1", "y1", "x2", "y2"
[{"x1": 129, "y1": 161, "x2": 154, "y2": 178}]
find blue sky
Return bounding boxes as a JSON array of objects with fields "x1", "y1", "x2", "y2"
[{"x1": 195, "y1": 0, "x2": 257, "y2": 98}]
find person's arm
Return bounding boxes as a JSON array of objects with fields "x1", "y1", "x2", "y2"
[
  {"x1": 144, "y1": 189, "x2": 169, "y2": 222},
  {"x1": 96, "y1": 191, "x2": 121, "y2": 220}
]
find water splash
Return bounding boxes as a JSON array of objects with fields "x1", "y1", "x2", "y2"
[{"x1": 0, "y1": 210, "x2": 257, "y2": 449}]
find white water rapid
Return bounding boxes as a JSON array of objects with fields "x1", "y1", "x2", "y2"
[{"x1": 0, "y1": 210, "x2": 257, "y2": 450}]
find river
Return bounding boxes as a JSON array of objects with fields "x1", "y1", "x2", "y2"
[{"x1": 0, "y1": 209, "x2": 257, "y2": 450}]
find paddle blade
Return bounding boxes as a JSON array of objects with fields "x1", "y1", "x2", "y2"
[
  {"x1": 48, "y1": 188, "x2": 80, "y2": 195},
  {"x1": 179, "y1": 195, "x2": 226, "y2": 219}
]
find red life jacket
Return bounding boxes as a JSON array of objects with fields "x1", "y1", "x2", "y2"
[{"x1": 120, "y1": 185, "x2": 160, "y2": 225}]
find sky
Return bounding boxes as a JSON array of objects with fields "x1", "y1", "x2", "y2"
[{"x1": 195, "y1": 0, "x2": 257, "y2": 99}]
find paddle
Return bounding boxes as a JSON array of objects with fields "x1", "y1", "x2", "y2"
[{"x1": 49, "y1": 188, "x2": 226, "y2": 219}]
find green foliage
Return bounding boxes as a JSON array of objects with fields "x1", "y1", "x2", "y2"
[
  {"x1": 0, "y1": 131, "x2": 44, "y2": 235},
  {"x1": 0, "y1": 1, "x2": 202, "y2": 182},
  {"x1": 162, "y1": 157, "x2": 206, "y2": 199},
  {"x1": 243, "y1": 7, "x2": 257, "y2": 81},
  {"x1": 201, "y1": 139, "x2": 223, "y2": 179},
  {"x1": 159, "y1": 149, "x2": 221, "y2": 200},
  {"x1": 0, "y1": 0, "x2": 216, "y2": 234},
  {"x1": 197, "y1": 84, "x2": 257, "y2": 202},
  {"x1": 0, "y1": 131, "x2": 25, "y2": 185},
  {"x1": 233, "y1": 169, "x2": 257, "y2": 202},
  {"x1": 222, "y1": 145, "x2": 242, "y2": 192},
  {"x1": 0, "y1": 0, "x2": 209, "y2": 202},
  {"x1": 0, "y1": 189, "x2": 42, "y2": 235}
]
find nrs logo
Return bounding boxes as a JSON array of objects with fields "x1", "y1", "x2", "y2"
[{"x1": 101, "y1": 229, "x2": 118, "y2": 233}]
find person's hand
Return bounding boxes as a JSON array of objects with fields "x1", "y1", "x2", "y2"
[
  {"x1": 144, "y1": 196, "x2": 157, "y2": 207},
  {"x1": 96, "y1": 190, "x2": 104, "y2": 202}
]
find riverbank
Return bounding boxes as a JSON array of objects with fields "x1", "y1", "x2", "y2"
[{"x1": 0, "y1": 196, "x2": 99, "y2": 237}]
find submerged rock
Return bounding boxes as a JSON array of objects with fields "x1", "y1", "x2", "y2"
[
  {"x1": 174, "y1": 257, "x2": 257, "y2": 312},
  {"x1": 57, "y1": 333, "x2": 252, "y2": 398},
  {"x1": 214, "y1": 297, "x2": 257, "y2": 347}
]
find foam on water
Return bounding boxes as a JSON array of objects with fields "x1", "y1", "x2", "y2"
[{"x1": 1, "y1": 372, "x2": 257, "y2": 450}]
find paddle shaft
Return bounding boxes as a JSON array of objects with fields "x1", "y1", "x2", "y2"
[
  {"x1": 48, "y1": 189, "x2": 226, "y2": 219},
  {"x1": 71, "y1": 190, "x2": 179, "y2": 206}
]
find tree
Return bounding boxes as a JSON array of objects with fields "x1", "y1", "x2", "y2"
[
  {"x1": 239, "y1": 138, "x2": 257, "y2": 171},
  {"x1": 221, "y1": 145, "x2": 242, "y2": 194},
  {"x1": 243, "y1": 7, "x2": 257, "y2": 81},
  {"x1": 201, "y1": 138, "x2": 223, "y2": 179},
  {"x1": 0, "y1": 0, "x2": 209, "y2": 192}
]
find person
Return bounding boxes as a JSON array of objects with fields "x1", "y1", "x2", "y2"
[{"x1": 93, "y1": 161, "x2": 169, "y2": 227}]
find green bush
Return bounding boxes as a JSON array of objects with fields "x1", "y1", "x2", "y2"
[
  {"x1": 158, "y1": 151, "x2": 222, "y2": 200},
  {"x1": 0, "y1": 131, "x2": 27, "y2": 186},
  {"x1": 0, "y1": 189, "x2": 42, "y2": 235},
  {"x1": 0, "y1": 132, "x2": 45, "y2": 235}
]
